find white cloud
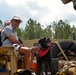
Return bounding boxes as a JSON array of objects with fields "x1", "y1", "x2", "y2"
[
  {"x1": 0, "y1": 0, "x2": 76, "y2": 28},
  {"x1": 4, "y1": 0, "x2": 27, "y2": 7}
]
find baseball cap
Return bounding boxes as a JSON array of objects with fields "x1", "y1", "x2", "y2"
[{"x1": 12, "y1": 15, "x2": 22, "y2": 22}]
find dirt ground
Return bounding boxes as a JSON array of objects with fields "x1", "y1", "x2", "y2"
[{"x1": 23, "y1": 39, "x2": 75, "y2": 47}]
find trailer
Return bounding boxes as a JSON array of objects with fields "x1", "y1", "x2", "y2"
[{"x1": 0, "y1": 41, "x2": 76, "y2": 75}]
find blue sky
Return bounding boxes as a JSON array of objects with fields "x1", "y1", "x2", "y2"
[{"x1": 0, "y1": 0, "x2": 76, "y2": 29}]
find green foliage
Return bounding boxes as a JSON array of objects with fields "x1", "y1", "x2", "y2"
[
  {"x1": 1, "y1": 18, "x2": 76, "y2": 40},
  {"x1": 24, "y1": 18, "x2": 46, "y2": 39},
  {"x1": 0, "y1": 20, "x2": 3, "y2": 29},
  {"x1": 15, "y1": 19, "x2": 76, "y2": 40},
  {"x1": 52, "y1": 20, "x2": 73, "y2": 39},
  {"x1": 16, "y1": 19, "x2": 76, "y2": 40}
]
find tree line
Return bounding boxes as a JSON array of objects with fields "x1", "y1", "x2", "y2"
[{"x1": 0, "y1": 18, "x2": 76, "y2": 40}]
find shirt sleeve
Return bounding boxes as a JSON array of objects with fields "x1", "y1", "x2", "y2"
[{"x1": 3, "y1": 26, "x2": 14, "y2": 37}]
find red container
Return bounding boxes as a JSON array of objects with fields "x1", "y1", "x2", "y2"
[{"x1": 31, "y1": 59, "x2": 37, "y2": 73}]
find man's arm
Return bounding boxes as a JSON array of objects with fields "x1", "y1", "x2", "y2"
[{"x1": 7, "y1": 35, "x2": 21, "y2": 45}]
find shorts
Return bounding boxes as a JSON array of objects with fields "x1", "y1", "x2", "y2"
[{"x1": 12, "y1": 44, "x2": 24, "y2": 60}]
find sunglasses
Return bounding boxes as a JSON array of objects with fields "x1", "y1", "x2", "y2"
[{"x1": 14, "y1": 19, "x2": 21, "y2": 23}]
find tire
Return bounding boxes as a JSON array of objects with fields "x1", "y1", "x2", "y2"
[{"x1": 51, "y1": 41, "x2": 76, "y2": 60}]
